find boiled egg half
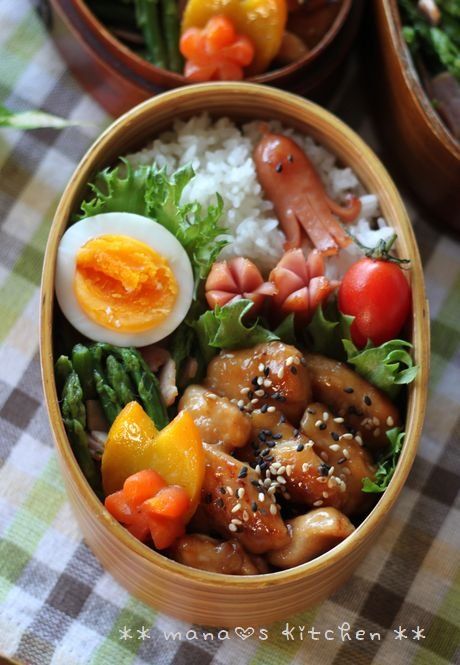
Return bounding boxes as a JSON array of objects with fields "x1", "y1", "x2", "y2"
[{"x1": 55, "y1": 212, "x2": 194, "y2": 346}]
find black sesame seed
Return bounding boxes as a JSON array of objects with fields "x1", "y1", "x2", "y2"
[
  {"x1": 293, "y1": 428, "x2": 300, "y2": 437},
  {"x1": 318, "y1": 463, "x2": 330, "y2": 476},
  {"x1": 267, "y1": 440, "x2": 276, "y2": 448},
  {"x1": 290, "y1": 365, "x2": 298, "y2": 375},
  {"x1": 271, "y1": 392, "x2": 280, "y2": 400},
  {"x1": 272, "y1": 433, "x2": 282, "y2": 440},
  {"x1": 331, "y1": 431, "x2": 340, "y2": 442},
  {"x1": 251, "y1": 377, "x2": 259, "y2": 386},
  {"x1": 279, "y1": 414, "x2": 286, "y2": 423},
  {"x1": 204, "y1": 493, "x2": 212, "y2": 504},
  {"x1": 216, "y1": 498, "x2": 224, "y2": 508},
  {"x1": 247, "y1": 390, "x2": 254, "y2": 399},
  {"x1": 344, "y1": 387, "x2": 354, "y2": 394},
  {"x1": 251, "y1": 501, "x2": 258, "y2": 512},
  {"x1": 264, "y1": 366, "x2": 270, "y2": 376},
  {"x1": 260, "y1": 461, "x2": 269, "y2": 471},
  {"x1": 261, "y1": 404, "x2": 269, "y2": 413},
  {"x1": 296, "y1": 443, "x2": 305, "y2": 452},
  {"x1": 251, "y1": 480, "x2": 260, "y2": 487},
  {"x1": 265, "y1": 455, "x2": 274, "y2": 462},
  {"x1": 238, "y1": 466, "x2": 248, "y2": 479},
  {"x1": 275, "y1": 162, "x2": 283, "y2": 172},
  {"x1": 258, "y1": 432, "x2": 267, "y2": 442},
  {"x1": 261, "y1": 449, "x2": 270, "y2": 457},
  {"x1": 278, "y1": 395, "x2": 287, "y2": 403},
  {"x1": 364, "y1": 395, "x2": 372, "y2": 406},
  {"x1": 337, "y1": 457, "x2": 346, "y2": 464},
  {"x1": 220, "y1": 486, "x2": 226, "y2": 494},
  {"x1": 319, "y1": 423, "x2": 327, "y2": 430}
]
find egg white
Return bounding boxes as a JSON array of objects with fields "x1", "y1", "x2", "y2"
[{"x1": 55, "y1": 212, "x2": 194, "y2": 347}]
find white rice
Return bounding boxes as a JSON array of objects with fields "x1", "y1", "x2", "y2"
[{"x1": 127, "y1": 114, "x2": 393, "y2": 275}]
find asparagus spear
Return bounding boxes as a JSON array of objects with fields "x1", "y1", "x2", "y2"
[
  {"x1": 106, "y1": 354, "x2": 135, "y2": 406},
  {"x1": 161, "y1": 0, "x2": 183, "y2": 72},
  {"x1": 60, "y1": 366, "x2": 102, "y2": 495},
  {"x1": 55, "y1": 355, "x2": 73, "y2": 394},
  {"x1": 72, "y1": 344, "x2": 96, "y2": 399},
  {"x1": 135, "y1": 0, "x2": 167, "y2": 68},
  {"x1": 93, "y1": 369, "x2": 122, "y2": 425}
]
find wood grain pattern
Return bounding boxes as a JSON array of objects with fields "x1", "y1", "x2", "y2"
[
  {"x1": 40, "y1": 83, "x2": 429, "y2": 627},
  {"x1": 48, "y1": 0, "x2": 364, "y2": 116},
  {"x1": 373, "y1": 0, "x2": 460, "y2": 233}
]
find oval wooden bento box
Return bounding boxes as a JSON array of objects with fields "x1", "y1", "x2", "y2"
[
  {"x1": 40, "y1": 83, "x2": 429, "y2": 627},
  {"x1": 47, "y1": 0, "x2": 365, "y2": 116},
  {"x1": 373, "y1": 0, "x2": 460, "y2": 233}
]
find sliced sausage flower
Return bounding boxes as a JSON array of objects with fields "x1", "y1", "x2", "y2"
[
  {"x1": 269, "y1": 248, "x2": 339, "y2": 322},
  {"x1": 205, "y1": 256, "x2": 277, "y2": 313}
]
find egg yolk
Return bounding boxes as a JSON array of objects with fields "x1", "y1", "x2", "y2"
[{"x1": 74, "y1": 234, "x2": 178, "y2": 333}]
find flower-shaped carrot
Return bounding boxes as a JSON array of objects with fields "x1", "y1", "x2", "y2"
[
  {"x1": 205, "y1": 256, "x2": 277, "y2": 313},
  {"x1": 105, "y1": 469, "x2": 190, "y2": 549},
  {"x1": 269, "y1": 249, "x2": 339, "y2": 323},
  {"x1": 180, "y1": 15, "x2": 255, "y2": 82}
]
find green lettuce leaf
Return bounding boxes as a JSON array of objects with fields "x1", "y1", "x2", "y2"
[
  {"x1": 193, "y1": 299, "x2": 279, "y2": 359},
  {"x1": 362, "y1": 428, "x2": 405, "y2": 493},
  {"x1": 305, "y1": 302, "x2": 354, "y2": 360},
  {"x1": 343, "y1": 338, "x2": 418, "y2": 399},
  {"x1": 79, "y1": 161, "x2": 228, "y2": 294},
  {"x1": 273, "y1": 314, "x2": 297, "y2": 346},
  {"x1": 0, "y1": 105, "x2": 82, "y2": 130}
]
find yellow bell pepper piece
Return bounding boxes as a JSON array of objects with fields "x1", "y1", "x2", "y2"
[
  {"x1": 181, "y1": 0, "x2": 287, "y2": 75},
  {"x1": 101, "y1": 402, "x2": 205, "y2": 516}
]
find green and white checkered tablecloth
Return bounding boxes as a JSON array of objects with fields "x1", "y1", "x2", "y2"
[{"x1": 0, "y1": 2, "x2": 459, "y2": 664}]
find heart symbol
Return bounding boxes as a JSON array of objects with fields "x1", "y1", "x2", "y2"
[{"x1": 234, "y1": 627, "x2": 255, "y2": 640}]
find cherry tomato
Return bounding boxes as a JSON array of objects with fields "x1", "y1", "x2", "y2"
[{"x1": 338, "y1": 258, "x2": 411, "y2": 348}]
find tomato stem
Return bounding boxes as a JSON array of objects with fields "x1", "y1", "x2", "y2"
[{"x1": 347, "y1": 230, "x2": 411, "y2": 266}]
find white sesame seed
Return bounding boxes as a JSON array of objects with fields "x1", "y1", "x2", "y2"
[
  {"x1": 306, "y1": 440, "x2": 314, "y2": 448},
  {"x1": 267, "y1": 406, "x2": 276, "y2": 413},
  {"x1": 263, "y1": 478, "x2": 271, "y2": 487},
  {"x1": 251, "y1": 398, "x2": 259, "y2": 404},
  {"x1": 241, "y1": 387, "x2": 250, "y2": 395},
  {"x1": 270, "y1": 504, "x2": 277, "y2": 515},
  {"x1": 276, "y1": 475, "x2": 287, "y2": 484},
  {"x1": 294, "y1": 356, "x2": 301, "y2": 365},
  {"x1": 268, "y1": 485, "x2": 277, "y2": 494},
  {"x1": 355, "y1": 435, "x2": 363, "y2": 446},
  {"x1": 243, "y1": 510, "x2": 249, "y2": 522},
  {"x1": 328, "y1": 466, "x2": 335, "y2": 476},
  {"x1": 323, "y1": 411, "x2": 329, "y2": 422},
  {"x1": 226, "y1": 486, "x2": 234, "y2": 496},
  {"x1": 237, "y1": 488, "x2": 245, "y2": 499},
  {"x1": 334, "y1": 417, "x2": 345, "y2": 423},
  {"x1": 231, "y1": 503, "x2": 241, "y2": 513},
  {"x1": 323, "y1": 491, "x2": 329, "y2": 498},
  {"x1": 374, "y1": 428, "x2": 381, "y2": 437},
  {"x1": 255, "y1": 465, "x2": 261, "y2": 475},
  {"x1": 277, "y1": 465, "x2": 286, "y2": 475},
  {"x1": 286, "y1": 357, "x2": 294, "y2": 366},
  {"x1": 386, "y1": 416, "x2": 394, "y2": 427},
  {"x1": 271, "y1": 461, "x2": 281, "y2": 469},
  {"x1": 286, "y1": 465, "x2": 292, "y2": 477},
  {"x1": 317, "y1": 476, "x2": 327, "y2": 484},
  {"x1": 258, "y1": 363, "x2": 265, "y2": 372},
  {"x1": 342, "y1": 448, "x2": 350, "y2": 459},
  {"x1": 313, "y1": 500, "x2": 323, "y2": 506},
  {"x1": 206, "y1": 392, "x2": 217, "y2": 400},
  {"x1": 257, "y1": 377, "x2": 264, "y2": 386},
  {"x1": 329, "y1": 443, "x2": 341, "y2": 452},
  {"x1": 341, "y1": 433, "x2": 353, "y2": 440},
  {"x1": 277, "y1": 367, "x2": 285, "y2": 379},
  {"x1": 258, "y1": 492, "x2": 265, "y2": 502},
  {"x1": 373, "y1": 417, "x2": 380, "y2": 426},
  {"x1": 252, "y1": 409, "x2": 261, "y2": 415},
  {"x1": 315, "y1": 420, "x2": 323, "y2": 428},
  {"x1": 231, "y1": 518, "x2": 242, "y2": 525},
  {"x1": 302, "y1": 463, "x2": 310, "y2": 472},
  {"x1": 237, "y1": 400, "x2": 245, "y2": 408},
  {"x1": 228, "y1": 523, "x2": 237, "y2": 532},
  {"x1": 263, "y1": 379, "x2": 272, "y2": 388},
  {"x1": 255, "y1": 389, "x2": 265, "y2": 397}
]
